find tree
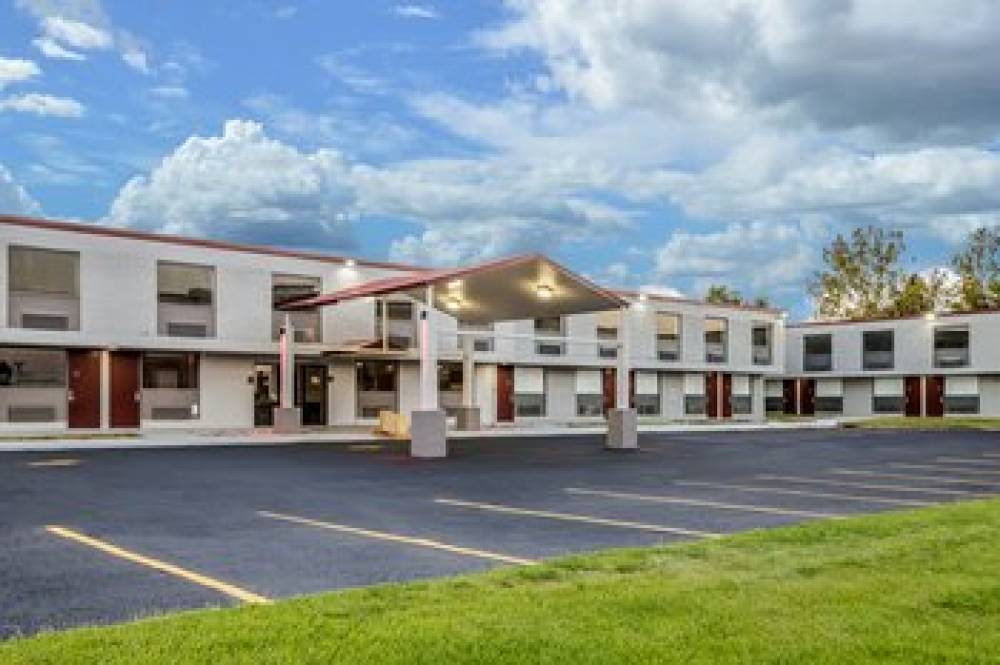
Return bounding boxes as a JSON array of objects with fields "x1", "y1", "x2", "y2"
[
  {"x1": 704, "y1": 284, "x2": 743, "y2": 306},
  {"x1": 809, "y1": 226, "x2": 907, "y2": 320},
  {"x1": 951, "y1": 226, "x2": 1000, "y2": 311},
  {"x1": 891, "y1": 270, "x2": 949, "y2": 318}
]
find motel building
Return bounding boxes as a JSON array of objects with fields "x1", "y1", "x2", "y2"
[
  {"x1": 772, "y1": 312, "x2": 1000, "y2": 419},
  {"x1": 0, "y1": 214, "x2": 788, "y2": 453}
]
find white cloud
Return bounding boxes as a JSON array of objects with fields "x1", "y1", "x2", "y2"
[
  {"x1": 0, "y1": 93, "x2": 84, "y2": 117},
  {"x1": 0, "y1": 164, "x2": 42, "y2": 215},
  {"x1": 0, "y1": 58, "x2": 42, "y2": 90},
  {"x1": 32, "y1": 37, "x2": 85, "y2": 60},
  {"x1": 106, "y1": 120, "x2": 357, "y2": 249},
  {"x1": 316, "y1": 54, "x2": 389, "y2": 95},
  {"x1": 41, "y1": 15, "x2": 112, "y2": 49},
  {"x1": 393, "y1": 4, "x2": 439, "y2": 20},
  {"x1": 149, "y1": 85, "x2": 189, "y2": 100}
]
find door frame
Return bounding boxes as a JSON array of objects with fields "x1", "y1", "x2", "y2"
[
  {"x1": 706, "y1": 372, "x2": 719, "y2": 418},
  {"x1": 109, "y1": 351, "x2": 141, "y2": 428},
  {"x1": 799, "y1": 378, "x2": 816, "y2": 416},
  {"x1": 782, "y1": 379, "x2": 798, "y2": 415},
  {"x1": 496, "y1": 364, "x2": 515, "y2": 422},
  {"x1": 904, "y1": 375, "x2": 922, "y2": 417},
  {"x1": 67, "y1": 349, "x2": 101, "y2": 429},
  {"x1": 721, "y1": 373, "x2": 733, "y2": 419},
  {"x1": 296, "y1": 364, "x2": 328, "y2": 426},
  {"x1": 925, "y1": 375, "x2": 945, "y2": 417}
]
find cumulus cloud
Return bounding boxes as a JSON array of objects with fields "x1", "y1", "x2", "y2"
[
  {"x1": 0, "y1": 57, "x2": 42, "y2": 90},
  {"x1": 0, "y1": 164, "x2": 42, "y2": 215},
  {"x1": 106, "y1": 120, "x2": 357, "y2": 248},
  {"x1": 0, "y1": 93, "x2": 84, "y2": 117}
]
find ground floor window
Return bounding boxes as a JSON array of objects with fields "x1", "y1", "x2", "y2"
[
  {"x1": 141, "y1": 353, "x2": 200, "y2": 420},
  {"x1": 683, "y1": 373, "x2": 705, "y2": 415},
  {"x1": 0, "y1": 347, "x2": 66, "y2": 423},
  {"x1": 634, "y1": 371, "x2": 660, "y2": 416},
  {"x1": 815, "y1": 378, "x2": 843, "y2": 413},
  {"x1": 730, "y1": 375, "x2": 752, "y2": 415},
  {"x1": 515, "y1": 366, "x2": 545, "y2": 417},
  {"x1": 575, "y1": 369, "x2": 602, "y2": 416},
  {"x1": 944, "y1": 376, "x2": 980, "y2": 414},
  {"x1": 872, "y1": 377, "x2": 903, "y2": 414},
  {"x1": 765, "y1": 380, "x2": 783, "y2": 412},
  {"x1": 356, "y1": 360, "x2": 397, "y2": 418}
]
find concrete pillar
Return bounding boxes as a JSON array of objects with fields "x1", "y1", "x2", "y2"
[
  {"x1": 456, "y1": 333, "x2": 480, "y2": 431},
  {"x1": 412, "y1": 285, "x2": 447, "y2": 457},
  {"x1": 273, "y1": 312, "x2": 301, "y2": 433},
  {"x1": 99, "y1": 349, "x2": 111, "y2": 430},
  {"x1": 607, "y1": 304, "x2": 638, "y2": 450},
  {"x1": 751, "y1": 375, "x2": 765, "y2": 422}
]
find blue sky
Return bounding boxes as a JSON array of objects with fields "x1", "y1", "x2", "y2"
[{"x1": 2, "y1": 1, "x2": 1000, "y2": 317}]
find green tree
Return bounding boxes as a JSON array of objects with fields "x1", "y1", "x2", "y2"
[
  {"x1": 704, "y1": 284, "x2": 743, "y2": 306},
  {"x1": 809, "y1": 226, "x2": 907, "y2": 320},
  {"x1": 951, "y1": 226, "x2": 1000, "y2": 311},
  {"x1": 891, "y1": 271, "x2": 949, "y2": 318}
]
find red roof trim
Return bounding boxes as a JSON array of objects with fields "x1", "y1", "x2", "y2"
[{"x1": 0, "y1": 214, "x2": 423, "y2": 272}]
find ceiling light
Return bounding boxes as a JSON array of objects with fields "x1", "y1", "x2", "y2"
[
  {"x1": 924, "y1": 311, "x2": 936, "y2": 321},
  {"x1": 447, "y1": 279, "x2": 463, "y2": 290},
  {"x1": 445, "y1": 296, "x2": 463, "y2": 311},
  {"x1": 344, "y1": 259, "x2": 356, "y2": 268},
  {"x1": 536, "y1": 284, "x2": 554, "y2": 300}
]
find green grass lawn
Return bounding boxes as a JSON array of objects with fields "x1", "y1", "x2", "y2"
[
  {"x1": 4, "y1": 500, "x2": 1000, "y2": 664},
  {"x1": 843, "y1": 416, "x2": 1000, "y2": 430}
]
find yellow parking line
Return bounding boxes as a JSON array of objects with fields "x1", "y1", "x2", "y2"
[
  {"x1": 830, "y1": 468, "x2": 1000, "y2": 486},
  {"x1": 27, "y1": 458, "x2": 80, "y2": 468},
  {"x1": 891, "y1": 463, "x2": 1000, "y2": 476},
  {"x1": 565, "y1": 487, "x2": 844, "y2": 519},
  {"x1": 434, "y1": 498, "x2": 720, "y2": 538},
  {"x1": 258, "y1": 510, "x2": 536, "y2": 566},
  {"x1": 936, "y1": 457, "x2": 1000, "y2": 466},
  {"x1": 674, "y1": 481, "x2": 934, "y2": 507},
  {"x1": 45, "y1": 525, "x2": 269, "y2": 604},
  {"x1": 757, "y1": 474, "x2": 993, "y2": 497}
]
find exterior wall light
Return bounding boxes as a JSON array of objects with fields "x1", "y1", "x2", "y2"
[
  {"x1": 536, "y1": 284, "x2": 554, "y2": 300},
  {"x1": 924, "y1": 311, "x2": 937, "y2": 321}
]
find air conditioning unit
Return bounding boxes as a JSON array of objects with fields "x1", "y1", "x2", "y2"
[
  {"x1": 21, "y1": 313, "x2": 69, "y2": 330},
  {"x1": 167, "y1": 322, "x2": 209, "y2": 337}
]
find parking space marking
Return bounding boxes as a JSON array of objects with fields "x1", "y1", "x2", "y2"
[
  {"x1": 981, "y1": 453, "x2": 1000, "y2": 458},
  {"x1": 27, "y1": 458, "x2": 81, "y2": 468},
  {"x1": 756, "y1": 474, "x2": 993, "y2": 497},
  {"x1": 830, "y1": 468, "x2": 1000, "y2": 486},
  {"x1": 434, "y1": 498, "x2": 721, "y2": 538},
  {"x1": 674, "y1": 481, "x2": 935, "y2": 507},
  {"x1": 258, "y1": 510, "x2": 537, "y2": 566},
  {"x1": 45, "y1": 525, "x2": 270, "y2": 604},
  {"x1": 935, "y1": 457, "x2": 1000, "y2": 467},
  {"x1": 890, "y1": 463, "x2": 1000, "y2": 476},
  {"x1": 565, "y1": 488, "x2": 844, "y2": 519}
]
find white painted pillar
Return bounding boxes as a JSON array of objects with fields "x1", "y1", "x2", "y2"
[
  {"x1": 279, "y1": 312, "x2": 295, "y2": 409},
  {"x1": 461, "y1": 334, "x2": 475, "y2": 407},
  {"x1": 616, "y1": 305, "x2": 630, "y2": 408},
  {"x1": 419, "y1": 285, "x2": 438, "y2": 410},
  {"x1": 607, "y1": 303, "x2": 638, "y2": 450}
]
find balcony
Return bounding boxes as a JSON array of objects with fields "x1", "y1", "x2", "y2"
[
  {"x1": 934, "y1": 347, "x2": 969, "y2": 368},
  {"x1": 535, "y1": 338, "x2": 566, "y2": 356},
  {"x1": 8, "y1": 290, "x2": 80, "y2": 331},
  {"x1": 753, "y1": 345, "x2": 772, "y2": 365},
  {"x1": 705, "y1": 342, "x2": 726, "y2": 364},
  {"x1": 657, "y1": 335, "x2": 680, "y2": 361},
  {"x1": 596, "y1": 325, "x2": 618, "y2": 359},
  {"x1": 803, "y1": 353, "x2": 832, "y2": 372},
  {"x1": 158, "y1": 302, "x2": 215, "y2": 338}
]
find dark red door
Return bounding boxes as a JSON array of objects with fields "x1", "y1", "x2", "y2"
[
  {"x1": 602, "y1": 368, "x2": 617, "y2": 414},
  {"x1": 496, "y1": 365, "x2": 514, "y2": 422},
  {"x1": 722, "y1": 373, "x2": 733, "y2": 419},
  {"x1": 904, "y1": 376, "x2": 922, "y2": 417},
  {"x1": 925, "y1": 376, "x2": 945, "y2": 417},
  {"x1": 799, "y1": 379, "x2": 816, "y2": 416},
  {"x1": 67, "y1": 349, "x2": 101, "y2": 428},
  {"x1": 783, "y1": 379, "x2": 798, "y2": 415},
  {"x1": 110, "y1": 352, "x2": 140, "y2": 428},
  {"x1": 706, "y1": 372, "x2": 719, "y2": 418}
]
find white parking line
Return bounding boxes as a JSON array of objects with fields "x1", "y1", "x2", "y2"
[
  {"x1": 565, "y1": 487, "x2": 844, "y2": 519},
  {"x1": 830, "y1": 468, "x2": 1000, "y2": 487},
  {"x1": 935, "y1": 457, "x2": 1000, "y2": 467},
  {"x1": 674, "y1": 481, "x2": 935, "y2": 507},
  {"x1": 259, "y1": 510, "x2": 537, "y2": 566},
  {"x1": 434, "y1": 498, "x2": 720, "y2": 538},
  {"x1": 756, "y1": 474, "x2": 993, "y2": 497},
  {"x1": 890, "y1": 463, "x2": 1000, "y2": 476},
  {"x1": 981, "y1": 453, "x2": 1000, "y2": 458}
]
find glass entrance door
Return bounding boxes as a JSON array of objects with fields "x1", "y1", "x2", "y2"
[{"x1": 296, "y1": 365, "x2": 328, "y2": 426}]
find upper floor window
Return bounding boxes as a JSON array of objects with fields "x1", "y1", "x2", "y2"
[
  {"x1": 803, "y1": 334, "x2": 832, "y2": 371},
  {"x1": 375, "y1": 299, "x2": 415, "y2": 350},
  {"x1": 704, "y1": 317, "x2": 728, "y2": 363},
  {"x1": 595, "y1": 310, "x2": 618, "y2": 359},
  {"x1": 7, "y1": 245, "x2": 80, "y2": 330},
  {"x1": 272, "y1": 274, "x2": 321, "y2": 343},
  {"x1": 752, "y1": 323, "x2": 773, "y2": 365},
  {"x1": 656, "y1": 312, "x2": 681, "y2": 361},
  {"x1": 862, "y1": 330, "x2": 894, "y2": 370},
  {"x1": 157, "y1": 262, "x2": 216, "y2": 337},
  {"x1": 934, "y1": 326, "x2": 969, "y2": 368},
  {"x1": 534, "y1": 316, "x2": 566, "y2": 356},
  {"x1": 459, "y1": 320, "x2": 495, "y2": 352}
]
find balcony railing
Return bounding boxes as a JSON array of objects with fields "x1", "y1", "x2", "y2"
[
  {"x1": 803, "y1": 353, "x2": 832, "y2": 372},
  {"x1": 934, "y1": 348, "x2": 970, "y2": 368},
  {"x1": 753, "y1": 346, "x2": 772, "y2": 365},
  {"x1": 657, "y1": 335, "x2": 680, "y2": 361},
  {"x1": 863, "y1": 350, "x2": 894, "y2": 370},
  {"x1": 535, "y1": 339, "x2": 566, "y2": 356},
  {"x1": 705, "y1": 342, "x2": 726, "y2": 363}
]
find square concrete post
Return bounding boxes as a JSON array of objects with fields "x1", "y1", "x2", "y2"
[
  {"x1": 606, "y1": 303, "x2": 638, "y2": 450},
  {"x1": 412, "y1": 285, "x2": 447, "y2": 458},
  {"x1": 273, "y1": 313, "x2": 301, "y2": 433},
  {"x1": 455, "y1": 333, "x2": 480, "y2": 431}
]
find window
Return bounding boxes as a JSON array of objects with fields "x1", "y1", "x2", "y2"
[
  {"x1": 141, "y1": 353, "x2": 200, "y2": 420},
  {"x1": 272, "y1": 274, "x2": 321, "y2": 343},
  {"x1": 7, "y1": 246, "x2": 80, "y2": 330},
  {"x1": 704, "y1": 318, "x2": 728, "y2": 363},
  {"x1": 656, "y1": 312, "x2": 681, "y2": 361},
  {"x1": 633, "y1": 371, "x2": 660, "y2": 416},
  {"x1": 375, "y1": 300, "x2": 415, "y2": 350},
  {"x1": 356, "y1": 360, "x2": 398, "y2": 418},
  {"x1": 683, "y1": 373, "x2": 706, "y2": 415},
  {"x1": 863, "y1": 330, "x2": 894, "y2": 370},
  {"x1": 934, "y1": 326, "x2": 969, "y2": 368},
  {"x1": 515, "y1": 366, "x2": 545, "y2": 417},
  {"x1": 459, "y1": 320, "x2": 495, "y2": 352},
  {"x1": 815, "y1": 379, "x2": 844, "y2": 413},
  {"x1": 945, "y1": 376, "x2": 979, "y2": 414},
  {"x1": 0, "y1": 347, "x2": 66, "y2": 423},
  {"x1": 438, "y1": 362, "x2": 463, "y2": 416},
  {"x1": 595, "y1": 310, "x2": 618, "y2": 359},
  {"x1": 752, "y1": 324, "x2": 772, "y2": 365},
  {"x1": 803, "y1": 334, "x2": 832, "y2": 371},
  {"x1": 534, "y1": 316, "x2": 565, "y2": 356},
  {"x1": 575, "y1": 370, "x2": 603, "y2": 416},
  {"x1": 872, "y1": 377, "x2": 903, "y2": 414},
  {"x1": 157, "y1": 262, "x2": 215, "y2": 337}
]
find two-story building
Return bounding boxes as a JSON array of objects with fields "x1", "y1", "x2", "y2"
[
  {"x1": 0, "y1": 215, "x2": 785, "y2": 433},
  {"x1": 774, "y1": 312, "x2": 1000, "y2": 418}
]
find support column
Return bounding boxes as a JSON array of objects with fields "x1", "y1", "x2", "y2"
[
  {"x1": 411, "y1": 285, "x2": 447, "y2": 458},
  {"x1": 455, "y1": 334, "x2": 480, "y2": 431},
  {"x1": 606, "y1": 304, "x2": 638, "y2": 450},
  {"x1": 99, "y1": 349, "x2": 111, "y2": 430},
  {"x1": 273, "y1": 312, "x2": 301, "y2": 433}
]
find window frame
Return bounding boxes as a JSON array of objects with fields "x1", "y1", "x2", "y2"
[
  {"x1": 802, "y1": 333, "x2": 833, "y2": 372},
  {"x1": 704, "y1": 317, "x2": 728, "y2": 364},
  {"x1": 862, "y1": 329, "x2": 895, "y2": 371}
]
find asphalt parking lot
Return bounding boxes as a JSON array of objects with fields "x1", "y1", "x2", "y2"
[{"x1": 2, "y1": 428, "x2": 999, "y2": 639}]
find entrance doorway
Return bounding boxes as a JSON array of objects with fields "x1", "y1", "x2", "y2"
[
  {"x1": 602, "y1": 368, "x2": 616, "y2": 414},
  {"x1": 253, "y1": 363, "x2": 278, "y2": 427},
  {"x1": 904, "y1": 376, "x2": 922, "y2": 417},
  {"x1": 496, "y1": 365, "x2": 514, "y2": 422},
  {"x1": 67, "y1": 349, "x2": 101, "y2": 428},
  {"x1": 109, "y1": 351, "x2": 140, "y2": 428},
  {"x1": 721, "y1": 373, "x2": 733, "y2": 419},
  {"x1": 706, "y1": 372, "x2": 719, "y2": 418},
  {"x1": 782, "y1": 379, "x2": 798, "y2": 415},
  {"x1": 925, "y1": 376, "x2": 945, "y2": 417},
  {"x1": 296, "y1": 365, "x2": 327, "y2": 426},
  {"x1": 799, "y1": 379, "x2": 816, "y2": 416}
]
